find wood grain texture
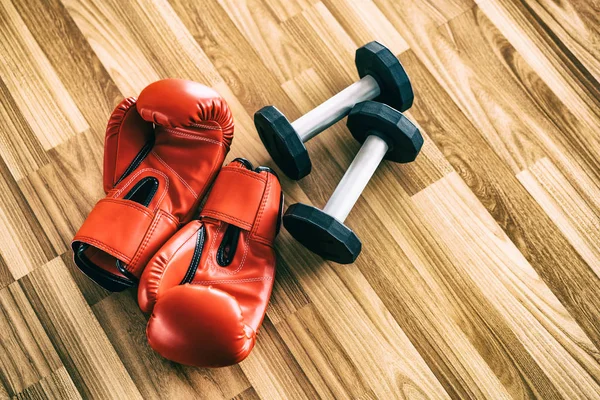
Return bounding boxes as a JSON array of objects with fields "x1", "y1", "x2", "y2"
[
  {"x1": 0, "y1": 0, "x2": 87, "y2": 150},
  {"x1": 0, "y1": 282, "x2": 62, "y2": 396},
  {"x1": 19, "y1": 258, "x2": 141, "y2": 399},
  {"x1": 0, "y1": 0, "x2": 599, "y2": 398},
  {"x1": 13, "y1": 367, "x2": 80, "y2": 400}
]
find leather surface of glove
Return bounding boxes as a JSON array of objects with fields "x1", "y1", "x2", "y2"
[
  {"x1": 72, "y1": 79, "x2": 234, "y2": 291},
  {"x1": 138, "y1": 159, "x2": 283, "y2": 367}
]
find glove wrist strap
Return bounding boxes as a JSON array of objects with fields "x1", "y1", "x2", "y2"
[
  {"x1": 72, "y1": 198, "x2": 179, "y2": 277},
  {"x1": 201, "y1": 166, "x2": 267, "y2": 230}
]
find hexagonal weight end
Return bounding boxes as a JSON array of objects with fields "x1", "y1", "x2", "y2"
[
  {"x1": 347, "y1": 101, "x2": 423, "y2": 163},
  {"x1": 355, "y1": 41, "x2": 414, "y2": 112},
  {"x1": 254, "y1": 106, "x2": 312, "y2": 180},
  {"x1": 283, "y1": 203, "x2": 362, "y2": 264}
]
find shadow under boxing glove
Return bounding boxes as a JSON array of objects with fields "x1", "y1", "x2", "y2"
[
  {"x1": 72, "y1": 79, "x2": 234, "y2": 292},
  {"x1": 138, "y1": 159, "x2": 283, "y2": 367}
]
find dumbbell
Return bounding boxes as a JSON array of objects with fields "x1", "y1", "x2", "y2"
[
  {"x1": 254, "y1": 41, "x2": 413, "y2": 180},
  {"x1": 283, "y1": 101, "x2": 423, "y2": 264}
]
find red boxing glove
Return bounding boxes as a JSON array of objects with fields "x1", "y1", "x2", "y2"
[
  {"x1": 138, "y1": 159, "x2": 283, "y2": 367},
  {"x1": 72, "y1": 79, "x2": 234, "y2": 291}
]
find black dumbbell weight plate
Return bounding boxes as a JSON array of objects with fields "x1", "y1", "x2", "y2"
[
  {"x1": 355, "y1": 41, "x2": 414, "y2": 112},
  {"x1": 347, "y1": 101, "x2": 423, "y2": 163},
  {"x1": 254, "y1": 106, "x2": 311, "y2": 180},
  {"x1": 283, "y1": 203, "x2": 362, "y2": 264}
]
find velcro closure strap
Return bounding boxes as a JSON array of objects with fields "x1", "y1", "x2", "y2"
[
  {"x1": 201, "y1": 167, "x2": 266, "y2": 230},
  {"x1": 73, "y1": 198, "x2": 156, "y2": 264}
]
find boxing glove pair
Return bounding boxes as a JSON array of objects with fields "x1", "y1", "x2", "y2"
[{"x1": 72, "y1": 79, "x2": 283, "y2": 367}]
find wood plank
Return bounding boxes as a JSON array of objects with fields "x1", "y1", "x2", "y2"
[
  {"x1": 0, "y1": 255, "x2": 11, "y2": 297},
  {"x1": 433, "y1": 6, "x2": 600, "y2": 237},
  {"x1": 357, "y1": 389, "x2": 377, "y2": 400},
  {"x1": 168, "y1": 0, "x2": 301, "y2": 118},
  {"x1": 60, "y1": 252, "x2": 110, "y2": 308},
  {"x1": 414, "y1": 0, "x2": 476, "y2": 24},
  {"x1": 266, "y1": 255, "x2": 311, "y2": 326},
  {"x1": 61, "y1": 0, "x2": 221, "y2": 94},
  {"x1": 0, "y1": 155, "x2": 55, "y2": 282},
  {"x1": 437, "y1": 7, "x2": 600, "y2": 193},
  {"x1": 372, "y1": 0, "x2": 600, "y2": 198},
  {"x1": 14, "y1": 367, "x2": 81, "y2": 400},
  {"x1": 274, "y1": 303, "x2": 370, "y2": 399},
  {"x1": 18, "y1": 257, "x2": 142, "y2": 399},
  {"x1": 17, "y1": 131, "x2": 104, "y2": 260},
  {"x1": 412, "y1": 172, "x2": 600, "y2": 398},
  {"x1": 0, "y1": 79, "x2": 48, "y2": 181},
  {"x1": 370, "y1": 0, "x2": 600, "y2": 205},
  {"x1": 321, "y1": 0, "x2": 409, "y2": 55},
  {"x1": 12, "y1": 0, "x2": 123, "y2": 136},
  {"x1": 232, "y1": 387, "x2": 261, "y2": 400},
  {"x1": 0, "y1": 282, "x2": 62, "y2": 397},
  {"x1": 518, "y1": 157, "x2": 600, "y2": 278},
  {"x1": 239, "y1": 317, "x2": 319, "y2": 399},
  {"x1": 274, "y1": 231, "x2": 452, "y2": 398},
  {"x1": 216, "y1": 0, "x2": 312, "y2": 83},
  {"x1": 0, "y1": 0, "x2": 87, "y2": 150},
  {"x1": 400, "y1": 47, "x2": 600, "y2": 352},
  {"x1": 16, "y1": 129, "x2": 109, "y2": 303},
  {"x1": 345, "y1": 170, "x2": 540, "y2": 398},
  {"x1": 283, "y1": 3, "x2": 358, "y2": 91},
  {"x1": 262, "y1": 0, "x2": 315, "y2": 22},
  {"x1": 511, "y1": 0, "x2": 600, "y2": 82},
  {"x1": 476, "y1": 0, "x2": 600, "y2": 132}
]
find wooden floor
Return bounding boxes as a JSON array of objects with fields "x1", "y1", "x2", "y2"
[{"x1": 0, "y1": 0, "x2": 599, "y2": 398}]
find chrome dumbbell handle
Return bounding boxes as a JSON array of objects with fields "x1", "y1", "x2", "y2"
[
  {"x1": 322, "y1": 134, "x2": 388, "y2": 222},
  {"x1": 293, "y1": 75, "x2": 381, "y2": 142}
]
